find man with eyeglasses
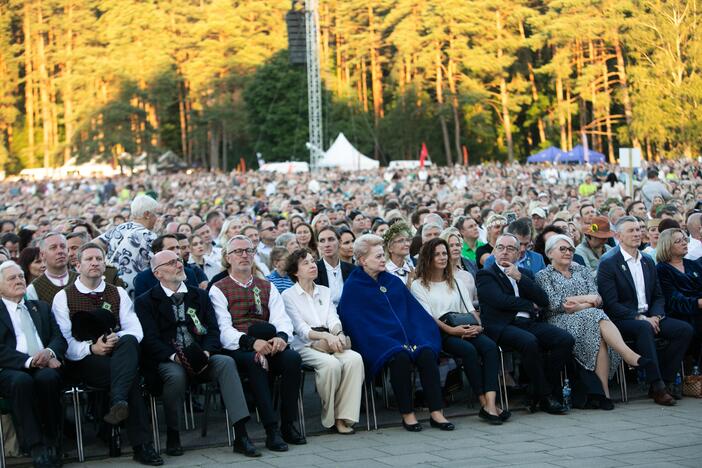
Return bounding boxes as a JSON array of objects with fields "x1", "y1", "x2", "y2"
[
  {"x1": 52, "y1": 242, "x2": 163, "y2": 465},
  {"x1": 135, "y1": 250, "x2": 254, "y2": 457},
  {"x1": 257, "y1": 218, "x2": 278, "y2": 260},
  {"x1": 241, "y1": 225, "x2": 271, "y2": 276},
  {"x1": 477, "y1": 234, "x2": 574, "y2": 415},
  {"x1": 483, "y1": 218, "x2": 546, "y2": 275},
  {"x1": 209, "y1": 235, "x2": 304, "y2": 452}
]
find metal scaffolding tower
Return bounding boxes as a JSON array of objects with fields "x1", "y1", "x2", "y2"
[{"x1": 305, "y1": 0, "x2": 323, "y2": 169}]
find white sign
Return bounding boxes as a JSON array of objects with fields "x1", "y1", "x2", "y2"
[{"x1": 618, "y1": 148, "x2": 642, "y2": 168}]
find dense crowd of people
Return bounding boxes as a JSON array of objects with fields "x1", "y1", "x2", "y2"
[{"x1": 0, "y1": 159, "x2": 701, "y2": 468}]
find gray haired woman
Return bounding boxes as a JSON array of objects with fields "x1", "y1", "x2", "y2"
[{"x1": 535, "y1": 234, "x2": 649, "y2": 410}]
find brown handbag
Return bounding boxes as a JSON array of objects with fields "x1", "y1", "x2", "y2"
[
  {"x1": 310, "y1": 324, "x2": 352, "y2": 354},
  {"x1": 682, "y1": 375, "x2": 702, "y2": 398}
]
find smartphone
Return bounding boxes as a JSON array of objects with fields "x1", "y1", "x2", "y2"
[{"x1": 504, "y1": 211, "x2": 517, "y2": 224}]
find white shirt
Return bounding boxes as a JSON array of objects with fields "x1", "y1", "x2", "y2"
[
  {"x1": 52, "y1": 278, "x2": 144, "y2": 361},
  {"x1": 686, "y1": 237, "x2": 702, "y2": 261},
  {"x1": 621, "y1": 248, "x2": 648, "y2": 312},
  {"x1": 386, "y1": 259, "x2": 412, "y2": 285},
  {"x1": 2, "y1": 297, "x2": 45, "y2": 368},
  {"x1": 410, "y1": 279, "x2": 475, "y2": 321},
  {"x1": 282, "y1": 283, "x2": 342, "y2": 350},
  {"x1": 209, "y1": 276, "x2": 293, "y2": 351},
  {"x1": 254, "y1": 254, "x2": 271, "y2": 276},
  {"x1": 323, "y1": 259, "x2": 344, "y2": 305},
  {"x1": 496, "y1": 264, "x2": 530, "y2": 319},
  {"x1": 200, "y1": 247, "x2": 224, "y2": 280},
  {"x1": 25, "y1": 271, "x2": 70, "y2": 301}
]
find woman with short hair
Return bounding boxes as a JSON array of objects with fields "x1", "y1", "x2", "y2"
[{"x1": 338, "y1": 234, "x2": 453, "y2": 432}]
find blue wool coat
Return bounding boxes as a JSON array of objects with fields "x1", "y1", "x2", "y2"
[{"x1": 338, "y1": 267, "x2": 440, "y2": 379}]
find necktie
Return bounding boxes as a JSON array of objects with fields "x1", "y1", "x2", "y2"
[
  {"x1": 171, "y1": 292, "x2": 185, "y2": 306},
  {"x1": 17, "y1": 303, "x2": 42, "y2": 356}
]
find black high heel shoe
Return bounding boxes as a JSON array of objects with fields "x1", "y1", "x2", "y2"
[
  {"x1": 402, "y1": 420, "x2": 423, "y2": 432},
  {"x1": 429, "y1": 418, "x2": 455, "y2": 431}
]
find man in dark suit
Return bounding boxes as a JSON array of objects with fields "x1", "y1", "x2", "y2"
[
  {"x1": 315, "y1": 227, "x2": 354, "y2": 305},
  {"x1": 597, "y1": 216, "x2": 693, "y2": 406},
  {"x1": 135, "y1": 250, "x2": 254, "y2": 457},
  {"x1": 0, "y1": 261, "x2": 66, "y2": 468},
  {"x1": 476, "y1": 234, "x2": 574, "y2": 414}
]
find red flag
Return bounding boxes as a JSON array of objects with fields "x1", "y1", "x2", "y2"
[{"x1": 419, "y1": 143, "x2": 428, "y2": 168}]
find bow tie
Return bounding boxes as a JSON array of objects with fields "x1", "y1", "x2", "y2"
[{"x1": 171, "y1": 292, "x2": 185, "y2": 306}]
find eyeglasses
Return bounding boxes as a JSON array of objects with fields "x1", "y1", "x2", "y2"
[
  {"x1": 673, "y1": 237, "x2": 689, "y2": 245},
  {"x1": 260, "y1": 226, "x2": 276, "y2": 232},
  {"x1": 558, "y1": 246, "x2": 576, "y2": 254},
  {"x1": 391, "y1": 237, "x2": 410, "y2": 244},
  {"x1": 153, "y1": 258, "x2": 180, "y2": 270},
  {"x1": 228, "y1": 248, "x2": 256, "y2": 256},
  {"x1": 494, "y1": 245, "x2": 518, "y2": 253}
]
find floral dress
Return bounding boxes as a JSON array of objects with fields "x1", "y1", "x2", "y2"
[{"x1": 536, "y1": 263, "x2": 621, "y2": 378}]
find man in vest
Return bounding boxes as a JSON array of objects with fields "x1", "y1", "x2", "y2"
[
  {"x1": 52, "y1": 243, "x2": 162, "y2": 465},
  {"x1": 0, "y1": 261, "x2": 66, "y2": 468},
  {"x1": 135, "y1": 250, "x2": 255, "y2": 457},
  {"x1": 210, "y1": 235, "x2": 305, "y2": 452},
  {"x1": 26, "y1": 232, "x2": 77, "y2": 304},
  {"x1": 66, "y1": 231, "x2": 125, "y2": 288}
]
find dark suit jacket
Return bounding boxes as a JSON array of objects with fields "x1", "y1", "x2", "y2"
[
  {"x1": 134, "y1": 283, "x2": 221, "y2": 371},
  {"x1": 314, "y1": 259, "x2": 354, "y2": 288},
  {"x1": 656, "y1": 259, "x2": 702, "y2": 318},
  {"x1": 460, "y1": 257, "x2": 478, "y2": 278},
  {"x1": 596, "y1": 246, "x2": 665, "y2": 321},
  {"x1": 0, "y1": 299, "x2": 66, "y2": 370},
  {"x1": 476, "y1": 264, "x2": 549, "y2": 339}
]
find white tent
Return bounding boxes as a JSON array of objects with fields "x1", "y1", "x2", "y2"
[
  {"x1": 318, "y1": 133, "x2": 379, "y2": 171},
  {"x1": 259, "y1": 161, "x2": 310, "y2": 173}
]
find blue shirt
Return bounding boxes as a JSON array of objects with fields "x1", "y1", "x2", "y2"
[
  {"x1": 483, "y1": 250, "x2": 546, "y2": 276},
  {"x1": 267, "y1": 270, "x2": 294, "y2": 293}
]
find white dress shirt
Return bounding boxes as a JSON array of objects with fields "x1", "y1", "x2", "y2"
[
  {"x1": 621, "y1": 248, "x2": 648, "y2": 312},
  {"x1": 323, "y1": 259, "x2": 344, "y2": 305},
  {"x1": 209, "y1": 276, "x2": 293, "y2": 351},
  {"x1": 496, "y1": 264, "x2": 530, "y2": 318},
  {"x1": 25, "y1": 271, "x2": 70, "y2": 301},
  {"x1": 282, "y1": 283, "x2": 342, "y2": 351},
  {"x1": 201, "y1": 246, "x2": 224, "y2": 280},
  {"x1": 52, "y1": 278, "x2": 144, "y2": 361},
  {"x1": 2, "y1": 297, "x2": 45, "y2": 368},
  {"x1": 686, "y1": 236, "x2": 702, "y2": 261},
  {"x1": 386, "y1": 259, "x2": 412, "y2": 285}
]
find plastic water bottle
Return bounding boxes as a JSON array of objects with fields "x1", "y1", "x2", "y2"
[
  {"x1": 673, "y1": 372, "x2": 682, "y2": 397},
  {"x1": 109, "y1": 425, "x2": 121, "y2": 457},
  {"x1": 562, "y1": 379, "x2": 572, "y2": 411},
  {"x1": 692, "y1": 366, "x2": 701, "y2": 376}
]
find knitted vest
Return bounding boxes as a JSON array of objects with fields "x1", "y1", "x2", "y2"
[
  {"x1": 64, "y1": 282, "x2": 121, "y2": 324},
  {"x1": 31, "y1": 271, "x2": 78, "y2": 304},
  {"x1": 214, "y1": 276, "x2": 271, "y2": 333}
]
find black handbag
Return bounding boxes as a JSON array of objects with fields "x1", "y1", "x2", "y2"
[{"x1": 438, "y1": 280, "x2": 480, "y2": 327}]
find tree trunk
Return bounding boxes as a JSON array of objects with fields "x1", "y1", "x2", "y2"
[
  {"x1": 368, "y1": 2, "x2": 383, "y2": 161},
  {"x1": 602, "y1": 55, "x2": 614, "y2": 163},
  {"x1": 614, "y1": 39, "x2": 639, "y2": 148},
  {"x1": 35, "y1": 1, "x2": 52, "y2": 169},
  {"x1": 435, "y1": 42, "x2": 452, "y2": 165},
  {"x1": 23, "y1": 3, "x2": 35, "y2": 167},
  {"x1": 178, "y1": 80, "x2": 189, "y2": 164},
  {"x1": 496, "y1": 11, "x2": 514, "y2": 162},
  {"x1": 447, "y1": 50, "x2": 462, "y2": 161},
  {"x1": 555, "y1": 66, "x2": 567, "y2": 150},
  {"x1": 63, "y1": 1, "x2": 74, "y2": 166},
  {"x1": 520, "y1": 21, "x2": 546, "y2": 146}
]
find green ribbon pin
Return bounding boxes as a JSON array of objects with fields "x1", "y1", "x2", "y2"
[
  {"x1": 186, "y1": 308, "x2": 207, "y2": 335},
  {"x1": 252, "y1": 286, "x2": 263, "y2": 315},
  {"x1": 102, "y1": 302, "x2": 111, "y2": 311}
]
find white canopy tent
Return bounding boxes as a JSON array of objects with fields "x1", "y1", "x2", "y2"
[
  {"x1": 318, "y1": 133, "x2": 379, "y2": 171},
  {"x1": 259, "y1": 161, "x2": 310, "y2": 173}
]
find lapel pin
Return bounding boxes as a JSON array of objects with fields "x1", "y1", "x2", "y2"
[{"x1": 379, "y1": 286, "x2": 387, "y2": 293}]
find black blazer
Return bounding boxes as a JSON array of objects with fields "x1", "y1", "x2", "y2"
[
  {"x1": 314, "y1": 259, "x2": 354, "y2": 288},
  {"x1": 476, "y1": 264, "x2": 549, "y2": 340},
  {"x1": 656, "y1": 259, "x2": 702, "y2": 318},
  {"x1": 0, "y1": 299, "x2": 66, "y2": 370},
  {"x1": 134, "y1": 283, "x2": 221, "y2": 370},
  {"x1": 596, "y1": 246, "x2": 665, "y2": 321}
]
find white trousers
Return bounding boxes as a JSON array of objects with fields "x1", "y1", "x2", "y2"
[{"x1": 297, "y1": 347, "x2": 365, "y2": 428}]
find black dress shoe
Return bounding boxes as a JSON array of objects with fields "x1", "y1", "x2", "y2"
[
  {"x1": 233, "y1": 435, "x2": 261, "y2": 457},
  {"x1": 429, "y1": 417, "x2": 455, "y2": 430},
  {"x1": 265, "y1": 429, "x2": 288, "y2": 452},
  {"x1": 539, "y1": 397, "x2": 567, "y2": 415},
  {"x1": 599, "y1": 397, "x2": 615, "y2": 411},
  {"x1": 133, "y1": 442, "x2": 164, "y2": 466},
  {"x1": 281, "y1": 423, "x2": 307, "y2": 445},
  {"x1": 104, "y1": 400, "x2": 129, "y2": 425},
  {"x1": 498, "y1": 409, "x2": 512, "y2": 422},
  {"x1": 478, "y1": 408, "x2": 502, "y2": 425},
  {"x1": 401, "y1": 420, "x2": 422, "y2": 432},
  {"x1": 166, "y1": 430, "x2": 184, "y2": 456}
]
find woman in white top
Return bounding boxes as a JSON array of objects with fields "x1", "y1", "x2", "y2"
[
  {"x1": 383, "y1": 221, "x2": 415, "y2": 286},
  {"x1": 281, "y1": 249, "x2": 364, "y2": 434},
  {"x1": 440, "y1": 228, "x2": 478, "y2": 307},
  {"x1": 601, "y1": 173, "x2": 626, "y2": 200},
  {"x1": 411, "y1": 238, "x2": 508, "y2": 425}
]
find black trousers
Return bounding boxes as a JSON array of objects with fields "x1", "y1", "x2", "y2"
[
  {"x1": 68, "y1": 335, "x2": 150, "y2": 446},
  {"x1": 498, "y1": 318, "x2": 575, "y2": 398},
  {"x1": 224, "y1": 348, "x2": 301, "y2": 429},
  {"x1": 0, "y1": 367, "x2": 62, "y2": 450},
  {"x1": 387, "y1": 348, "x2": 443, "y2": 414},
  {"x1": 614, "y1": 317, "x2": 693, "y2": 383},
  {"x1": 442, "y1": 333, "x2": 498, "y2": 395}
]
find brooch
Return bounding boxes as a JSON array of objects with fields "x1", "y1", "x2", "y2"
[
  {"x1": 186, "y1": 307, "x2": 207, "y2": 335},
  {"x1": 102, "y1": 302, "x2": 112, "y2": 311},
  {"x1": 621, "y1": 264, "x2": 626, "y2": 272},
  {"x1": 379, "y1": 286, "x2": 387, "y2": 293},
  {"x1": 693, "y1": 272, "x2": 699, "y2": 278}
]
